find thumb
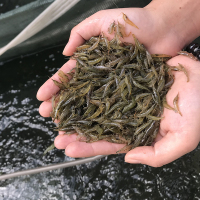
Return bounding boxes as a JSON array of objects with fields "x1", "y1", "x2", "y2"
[
  {"x1": 63, "y1": 12, "x2": 105, "y2": 56},
  {"x1": 125, "y1": 131, "x2": 198, "y2": 167}
]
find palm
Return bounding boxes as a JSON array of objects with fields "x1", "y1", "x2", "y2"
[
  {"x1": 37, "y1": 8, "x2": 200, "y2": 167},
  {"x1": 150, "y1": 56, "x2": 200, "y2": 166}
]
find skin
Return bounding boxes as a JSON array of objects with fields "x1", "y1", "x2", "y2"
[{"x1": 37, "y1": 1, "x2": 200, "y2": 167}]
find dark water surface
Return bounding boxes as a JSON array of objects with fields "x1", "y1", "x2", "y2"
[{"x1": 0, "y1": 43, "x2": 200, "y2": 200}]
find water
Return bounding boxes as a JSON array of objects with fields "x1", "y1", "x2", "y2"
[{"x1": 0, "y1": 44, "x2": 200, "y2": 200}]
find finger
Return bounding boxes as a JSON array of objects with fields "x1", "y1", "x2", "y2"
[
  {"x1": 62, "y1": 9, "x2": 139, "y2": 56},
  {"x1": 125, "y1": 131, "x2": 198, "y2": 167},
  {"x1": 65, "y1": 140, "x2": 126, "y2": 158},
  {"x1": 37, "y1": 59, "x2": 76, "y2": 101},
  {"x1": 55, "y1": 133, "x2": 126, "y2": 156},
  {"x1": 39, "y1": 101, "x2": 52, "y2": 117},
  {"x1": 54, "y1": 134, "x2": 78, "y2": 149},
  {"x1": 63, "y1": 12, "x2": 104, "y2": 56}
]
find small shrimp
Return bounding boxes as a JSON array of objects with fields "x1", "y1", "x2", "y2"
[
  {"x1": 146, "y1": 51, "x2": 153, "y2": 66},
  {"x1": 88, "y1": 54, "x2": 99, "y2": 59},
  {"x1": 76, "y1": 97, "x2": 85, "y2": 108},
  {"x1": 102, "y1": 32, "x2": 110, "y2": 51},
  {"x1": 43, "y1": 143, "x2": 55, "y2": 155},
  {"x1": 75, "y1": 57, "x2": 88, "y2": 68},
  {"x1": 124, "y1": 75, "x2": 132, "y2": 96},
  {"x1": 122, "y1": 96, "x2": 136, "y2": 113},
  {"x1": 135, "y1": 101, "x2": 143, "y2": 111},
  {"x1": 152, "y1": 85, "x2": 161, "y2": 107},
  {"x1": 87, "y1": 36, "x2": 100, "y2": 52},
  {"x1": 163, "y1": 96, "x2": 175, "y2": 111},
  {"x1": 151, "y1": 54, "x2": 172, "y2": 58},
  {"x1": 88, "y1": 56, "x2": 105, "y2": 65},
  {"x1": 115, "y1": 22, "x2": 123, "y2": 38},
  {"x1": 50, "y1": 95, "x2": 57, "y2": 118},
  {"x1": 52, "y1": 79, "x2": 65, "y2": 90},
  {"x1": 157, "y1": 75, "x2": 165, "y2": 93},
  {"x1": 86, "y1": 104, "x2": 105, "y2": 120},
  {"x1": 90, "y1": 99, "x2": 102, "y2": 107},
  {"x1": 132, "y1": 34, "x2": 145, "y2": 52},
  {"x1": 85, "y1": 125, "x2": 101, "y2": 133},
  {"x1": 59, "y1": 104, "x2": 71, "y2": 122},
  {"x1": 136, "y1": 105, "x2": 156, "y2": 118},
  {"x1": 123, "y1": 63, "x2": 139, "y2": 70},
  {"x1": 76, "y1": 44, "x2": 91, "y2": 51},
  {"x1": 102, "y1": 120, "x2": 123, "y2": 130},
  {"x1": 178, "y1": 63, "x2": 189, "y2": 82},
  {"x1": 121, "y1": 88, "x2": 129, "y2": 103},
  {"x1": 78, "y1": 56, "x2": 88, "y2": 61},
  {"x1": 151, "y1": 65, "x2": 159, "y2": 79},
  {"x1": 106, "y1": 57, "x2": 122, "y2": 68},
  {"x1": 170, "y1": 63, "x2": 189, "y2": 82},
  {"x1": 164, "y1": 77, "x2": 174, "y2": 89},
  {"x1": 103, "y1": 79, "x2": 115, "y2": 98},
  {"x1": 92, "y1": 65, "x2": 113, "y2": 71},
  {"x1": 96, "y1": 125, "x2": 104, "y2": 135},
  {"x1": 105, "y1": 98, "x2": 111, "y2": 114},
  {"x1": 144, "y1": 127, "x2": 159, "y2": 146},
  {"x1": 105, "y1": 101, "x2": 127, "y2": 115},
  {"x1": 135, "y1": 93, "x2": 151, "y2": 102},
  {"x1": 112, "y1": 111, "x2": 122, "y2": 119},
  {"x1": 134, "y1": 121, "x2": 152, "y2": 135},
  {"x1": 58, "y1": 70, "x2": 69, "y2": 83},
  {"x1": 173, "y1": 93, "x2": 182, "y2": 116},
  {"x1": 117, "y1": 21, "x2": 130, "y2": 38},
  {"x1": 116, "y1": 56, "x2": 129, "y2": 69},
  {"x1": 127, "y1": 118, "x2": 144, "y2": 127},
  {"x1": 82, "y1": 104, "x2": 96, "y2": 118},
  {"x1": 146, "y1": 115, "x2": 164, "y2": 120},
  {"x1": 79, "y1": 84, "x2": 92, "y2": 97},
  {"x1": 116, "y1": 144, "x2": 132, "y2": 154},
  {"x1": 177, "y1": 51, "x2": 198, "y2": 61},
  {"x1": 108, "y1": 21, "x2": 116, "y2": 34},
  {"x1": 131, "y1": 77, "x2": 150, "y2": 91},
  {"x1": 73, "y1": 81, "x2": 90, "y2": 91},
  {"x1": 122, "y1": 13, "x2": 139, "y2": 29}
]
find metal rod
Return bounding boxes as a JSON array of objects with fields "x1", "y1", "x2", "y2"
[{"x1": 0, "y1": 155, "x2": 106, "y2": 180}]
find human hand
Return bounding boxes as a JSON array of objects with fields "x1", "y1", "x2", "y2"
[
  {"x1": 62, "y1": 7, "x2": 187, "y2": 57},
  {"x1": 37, "y1": 7, "x2": 200, "y2": 167},
  {"x1": 124, "y1": 55, "x2": 200, "y2": 167}
]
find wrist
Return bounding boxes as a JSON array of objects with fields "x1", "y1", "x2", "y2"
[{"x1": 145, "y1": 0, "x2": 200, "y2": 48}]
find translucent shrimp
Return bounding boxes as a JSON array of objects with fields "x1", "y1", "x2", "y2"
[{"x1": 122, "y1": 12, "x2": 139, "y2": 29}]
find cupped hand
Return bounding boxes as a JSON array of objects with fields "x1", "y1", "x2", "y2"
[
  {"x1": 37, "y1": 8, "x2": 200, "y2": 167},
  {"x1": 62, "y1": 7, "x2": 185, "y2": 57},
  {"x1": 125, "y1": 55, "x2": 200, "y2": 167}
]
